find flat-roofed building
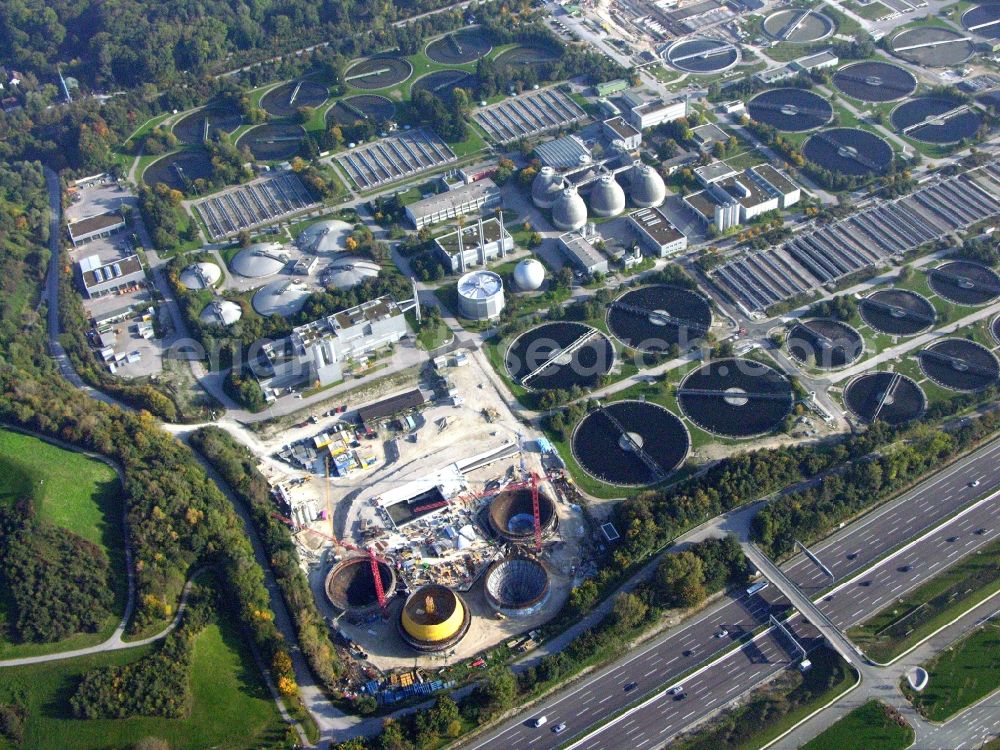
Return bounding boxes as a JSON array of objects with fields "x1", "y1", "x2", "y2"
[
  {"x1": 594, "y1": 79, "x2": 629, "y2": 97},
  {"x1": 405, "y1": 178, "x2": 501, "y2": 229},
  {"x1": 259, "y1": 296, "x2": 408, "y2": 389},
  {"x1": 534, "y1": 135, "x2": 593, "y2": 169},
  {"x1": 67, "y1": 211, "x2": 126, "y2": 246},
  {"x1": 78, "y1": 253, "x2": 146, "y2": 298},
  {"x1": 792, "y1": 49, "x2": 839, "y2": 73},
  {"x1": 755, "y1": 65, "x2": 796, "y2": 85},
  {"x1": 558, "y1": 231, "x2": 609, "y2": 275},
  {"x1": 627, "y1": 97, "x2": 687, "y2": 130},
  {"x1": 691, "y1": 123, "x2": 729, "y2": 151},
  {"x1": 433, "y1": 216, "x2": 514, "y2": 273},
  {"x1": 629, "y1": 206, "x2": 688, "y2": 257},
  {"x1": 684, "y1": 189, "x2": 741, "y2": 231},
  {"x1": 601, "y1": 117, "x2": 642, "y2": 150},
  {"x1": 750, "y1": 164, "x2": 801, "y2": 209},
  {"x1": 694, "y1": 160, "x2": 739, "y2": 186}
]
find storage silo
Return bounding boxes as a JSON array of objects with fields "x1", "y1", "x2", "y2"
[
  {"x1": 630, "y1": 164, "x2": 667, "y2": 208},
  {"x1": 457, "y1": 269, "x2": 505, "y2": 320},
  {"x1": 552, "y1": 186, "x2": 588, "y2": 231},
  {"x1": 513, "y1": 258, "x2": 546, "y2": 291},
  {"x1": 531, "y1": 166, "x2": 565, "y2": 209},
  {"x1": 589, "y1": 174, "x2": 626, "y2": 218}
]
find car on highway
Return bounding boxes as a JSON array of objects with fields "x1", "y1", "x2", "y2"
[
  {"x1": 947, "y1": 536, "x2": 959, "y2": 542},
  {"x1": 898, "y1": 564, "x2": 913, "y2": 572},
  {"x1": 716, "y1": 628, "x2": 729, "y2": 638},
  {"x1": 553, "y1": 723, "x2": 567, "y2": 734},
  {"x1": 624, "y1": 681, "x2": 638, "y2": 692},
  {"x1": 669, "y1": 685, "x2": 684, "y2": 696},
  {"x1": 976, "y1": 528, "x2": 988, "y2": 535},
  {"x1": 970, "y1": 479, "x2": 981, "y2": 487},
  {"x1": 533, "y1": 716, "x2": 548, "y2": 728}
]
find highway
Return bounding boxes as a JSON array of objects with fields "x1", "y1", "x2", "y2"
[{"x1": 469, "y1": 437, "x2": 1000, "y2": 750}]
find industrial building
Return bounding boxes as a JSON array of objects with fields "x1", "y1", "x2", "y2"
[
  {"x1": 627, "y1": 97, "x2": 687, "y2": 130},
  {"x1": 535, "y1": 135, "x2": 594, "y2": 170},
  {"x1": 258, "y1": 295, "x2": 408, "y2": 389},
  {"x1": 594, "y1": 79, "x2": 629, "y2": 97},
  {"x1": 684, "y1": 162, "x2": 800, "y2": 231},
  {"x1": 602, "y1": 116, "x2": 642, "y2": 150},
  {"x1": 457, "y1": 269, "x2": 505, "y2": 319},
  {"x1": 67, "y1": 211, "x2": 126, "y2": 246},
  {"x1": 792, "y1": 49, "x2": 840, "y2": 73},
  {"x1": 78, "y1": 253, "x2": 146, "y2": 298},
  {"x1": 559, "y1": 229, "x2": 609, "y2": 275},
  {"x1": 433, "y1": 216, "x2": 514, "y2": 273},
  {"x1": 405, "y1": 178, "x2": 502, "y2": 229},
  {"x1": 629, "y1": 206, "x2": 688, "y2": 257}
]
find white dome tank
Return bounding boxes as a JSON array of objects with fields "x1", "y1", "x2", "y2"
[
  {"x1": 552, "y1": 187, "x2": 588, "y2": 231},
  {"x1": 514, "y1": 258, "x2": 546, "y2": 291},
  {"x1": 630, "y1": 164, "x2": 667, "y2": 208},
  {"x1": 589, "y1": 174, "x2": 626, "y2": 218},
  {"x1": 323, "y1": 256, "x2": 380, "y2": 290},
  {"x1": 531, "y1": 166, "x2": 565, "y2": 209},
  {"x1": 179, "y1": 261, "x2": 221, "y2": 290},
  {"x1": 297, "y1": 219, "x2": 353, "y2": 255},
  {"x1": 199, "y1": 299, "x2": 242, "y2": 326},
  {"x1": 457, "y1": 269, "x2": 505, "y2": 320},
  {"x1": 252, "y1": 279, "x2": 311, "y2": 317},
  {"x1": 231, "y1": 242, "x2": 287, "y2": 278}
]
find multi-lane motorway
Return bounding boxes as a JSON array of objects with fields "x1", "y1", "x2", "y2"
[{"x1": 469, "y1": 437, "x2": 1000, "y2": 750}]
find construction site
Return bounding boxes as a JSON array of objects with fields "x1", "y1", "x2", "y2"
[{"x1": 250, "y1": 350, "x2": 589, "y2": 675}]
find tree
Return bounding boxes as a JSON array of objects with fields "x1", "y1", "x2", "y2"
[
  {"x1": 655, "y1": 551, "x2": 707, "y2": 609},
  {"x1": 612, "y1": 592, "x2": 649, "y2": 631},
  {"x1": 475, "y1": 668, "x2": 517, "y2": 718}
]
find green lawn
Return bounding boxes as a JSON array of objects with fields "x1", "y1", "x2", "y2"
[
  {"x1": 801, "y1": 701, "x2": 913, "y2": 750},
  {"x1": 0, "y1": 429, "x2": 128, "y2": 658},
  {"x1": 0, "y1": 601, "x2": 288, "y2": 750},
  {"x1": 906, "y1": 622, "x2": 1000, "y2": 721}
]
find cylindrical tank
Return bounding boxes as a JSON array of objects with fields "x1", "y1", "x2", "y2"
[
  {"x1": 531, "y1": 166, "x2": 565, "y2": 209},
  {"x1": 514, "y1": 258, "x2": 546, "y2": 291},
  {"x1": 457, "y1": 269, "x2": 505, "y2": 320},
  {"x1": 398, "y1": 584, "x2": 471, "y2": 652},
  {"x1": 199, "y1": 299, "x2": 242, "y2": 326},
  {"x1": 589, "y1": 174, "x2": 626, "y2": 218},
  {"x1": 630, "y1": 164, "x2": 667, "y2": 208},
  {"x1": 552, "y1": 186, "x2": 588, "y2": 231},
  {"x1": 179, "y1": 261, "x2": 221, "y2": 290}
]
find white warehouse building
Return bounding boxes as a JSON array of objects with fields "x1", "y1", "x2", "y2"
[{"x1": 405, "y1": 179, "x2": 502, "y2": 229}]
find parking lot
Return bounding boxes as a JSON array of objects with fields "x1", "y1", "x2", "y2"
[
  {"x1": 334, "y1": 128, "x2": 456, "y2": 190},
  {"x1": 195, "y1": 172, "x2": 317, "y2": 241},
  {"x1": 473, "y1": 88, "x2": 587, "y2": 144},
  {"x1": 711, "y1": 165, "x2": 1000, "y2": 314},
  {"x1": 67, "y1": 180, "x2": 166, "y2": 378}
]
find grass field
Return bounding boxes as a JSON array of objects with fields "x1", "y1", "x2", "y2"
[
  {"x1": 906, "y1": 621, "x2": 1000, "y2": 721},
  {"x1": 0, "y1": 429, "x2": 127, "y2": 658},
  {"x1": 0, "y1": 600, "x2": 287, "y2": 750},
  {"x1": 801, "y1": 701, "x2": 914, "y2": 750}
]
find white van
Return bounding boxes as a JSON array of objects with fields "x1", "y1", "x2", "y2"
[{"x1": 533, "y1": 716, "x2": 548, "y2": 728}]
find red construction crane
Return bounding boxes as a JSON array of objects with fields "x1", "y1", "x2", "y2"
[{"x1": 270, "y1": 511, "x2": 388, "y2": 614}]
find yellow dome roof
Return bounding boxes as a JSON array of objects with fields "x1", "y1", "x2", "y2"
[{"x1": 401, "y1": 586, "x2": 465, "y2": 643}]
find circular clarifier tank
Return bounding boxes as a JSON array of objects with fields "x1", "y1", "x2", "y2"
[
  {"x1": 860, "y1": 289, "x2": 936, "y2": 336},
  {"x1": 845, "y1": 372, "x2": 925, "y2": 425},
  {"x1": 678, "y1": 358, "x2": 794, "y2": 438},
  {"x1": 747, "y1": 88, "x2": 833, "y2": 132},
  {"x1": 505, "y1": 322, "x2": 614, "y2": 391},
  {"x1": 834, "y1": 61, "x2": 916, "y2": 102},
  {"x1": 606, "y1": 285, "x2": 711, "y2": 353},
  {"x1": 786, "y1": 318, "x2": 864, "y2": 369},
  {"x1": 928, "y1": 260, "x2": 1000, "y2": 306},
  {"x1": 891, "y1": 98, "x2": 981, "y2": 144},
  {"x1": 763, "y1": 8, "x2": 835, "y2": 42},
  {"x1": 571, "y1": 401, "x2": 690, "y2": 486},
  {"x1": 804, "y1": 128, "x2": 893, "y2": 176},
  {"x1": 918, "y1": 338, "x2": 1000, "y2": 391},
  {"x1": 666, "y1": 37, "x2": 740, "y2": 73}
]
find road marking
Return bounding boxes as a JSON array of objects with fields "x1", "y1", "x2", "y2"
[
  {"x1": 644, "y1": 669, "x2": 657, "y2": 677},
  {"x1": 682, "y1": 710, "x2": 696, "y2": 720},
  {"x1": 599, "y1": 695, "x2": 613, "y2": 704},
  {"x1": 727, "y1": 684, "x2": 741, "y2": 694}
]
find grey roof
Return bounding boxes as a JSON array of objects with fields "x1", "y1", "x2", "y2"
[
  {"x1": 559, "y1": 232, "x2": 606, "y2": 271},
  {"x1": 589, "y1": 174, "x2": 626, "y2": 218},
  {"x1": 323, "y1": 256, "x2": 380, "y2": 290},
  {"x1": 200, "y1": 299, "x2": 243, "y2": 326},
  {"x1": 231, "y1": 242, "x2": 287, "y2": 278},
  {"x1": 629, "y1": 164, "x2": 666, "y2": 208},
  {"x1": 297, "y1": 220, "x2": 353, "y2": 254},
  {"x1": 552, "y1": 187, "x2": 588, "y2": 231},
  {"x1": 406, "y1": 179, "x2": 499, "y2": 222},
  {"x1": 179, "y1": 262, "x2": 221, "y2": 290},
  {"x1": 535, "y1": 135, "x2": 593, "y2": 169},
  {"x1": 693, "y1": 161, "x2": 739, "y2": 184},
  {"x1": 252, "y1": 279, "x2": 312, "y2": 317},
  {"x1": 751, "y1": 164, "x2": 798, "y2": 196},
  {"x1": 532, "y1": 167, "x2": 565, "y2": 208},
  {"x1": 630, "y1": 206, "x2": 685, "y2": 246},
  {"x1": 458, "y1": 270, "x2": 503, "y2": 300},
  {"x1": 602, "y1": 116, "x2": 640, "y2": 140}
]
